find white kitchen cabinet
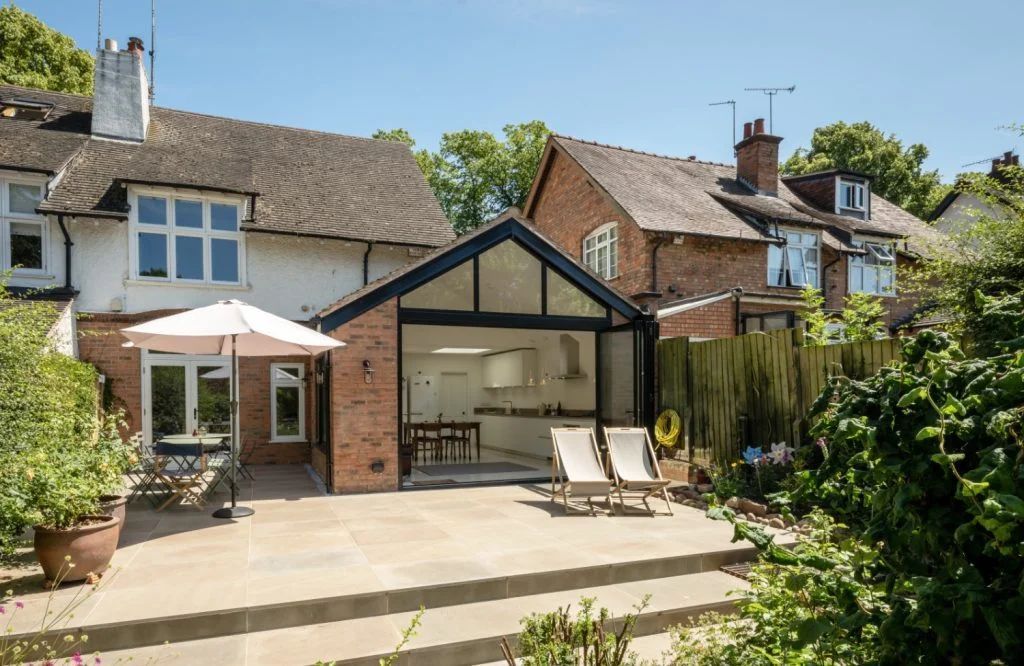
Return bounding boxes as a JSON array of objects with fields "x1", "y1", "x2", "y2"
[
  {"x1": 481, "y1": 349, "x2": 537, "y2": 388},
  {"x1": 477, "y1": 414, "x2": 596, "y2": 459}
]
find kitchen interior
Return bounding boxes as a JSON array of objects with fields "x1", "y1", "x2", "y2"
[{"x1": 401, "y1": 324, "x2": 596, "y2": 486}]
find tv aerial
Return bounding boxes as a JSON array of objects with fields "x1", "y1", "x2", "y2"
[
  {"x1": 743, "y1": 86, "x2": 795, "y2": 134},
  {"x1": 708, "y1": 100, "x2": 736, "y2": 153}
]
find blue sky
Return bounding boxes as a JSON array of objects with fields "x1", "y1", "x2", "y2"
[{"x1": 17, "y1": 0, "x2": 1023, "y2": 182}]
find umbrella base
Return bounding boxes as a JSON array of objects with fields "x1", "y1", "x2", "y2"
[{"x1": 212, "y1": 506, "x2": 254, "y2": 519}]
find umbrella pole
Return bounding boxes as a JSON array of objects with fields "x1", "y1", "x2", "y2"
[{"x1": 213, "y1": 334, "x2": 254, "y2": 519}]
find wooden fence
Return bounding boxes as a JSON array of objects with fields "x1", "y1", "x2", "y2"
[{"x1": 658, "y1": 329, "x2": 902, "y2": 464}]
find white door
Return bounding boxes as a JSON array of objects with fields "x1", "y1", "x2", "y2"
[
  {"x1": 142, "y1": 352, "x2": 233, "y2": 444},
  {"x1": 440, "y1": 372, "x2": 469, "y2": 420}
]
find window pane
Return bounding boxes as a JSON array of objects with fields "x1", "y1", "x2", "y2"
[
  {"x1": 767, "y1": 244, "x2": 785, "y2": 286},
  {"x1": 547, "y1": 270, "x2": 605, "y2": 317},
  {"x1": 175, "y1": 235, "x2": 204, "y2": 280},
  {"x1": 850, "y1": 266, "x2": 862, "y2": 292},
  {"x1": 138, "y1": 232, "x2": 168, "y2": 277},
  {"x1": 401, "y1": 259, "x2": 474, "y2": 310},
  {"x1": 786, "y1": 247, "x2": 806, "y2": 286},
  {"x1": 10, "y1": 222, "x2": 42, "y2": 269},
  {"x1": 478, "y1": 240, "x2": 542, "y2": 314},
  {"x1": 273, "y1": 366, "x2": 302, "y2": 381},
  {"x1": 275, "y1": 386, "x2": 301, "y2": 437},
  {"x1": 150, "y1": 365, "x2": 186, "y2": 438},
  {"x1": 211, "y1": 238, "x2": 239, "y2": 282},
  {"x1": 9, "y1": 183, "x2": 42, "y2": 214},
  {"x1": 211, "y1": 204, "x2": 238, "y2": 232},
  {"x1": 880, "y1": 267, "x2": 894, "y2": 294},
  {"x1": 863, "y1": 267, "x2": 878, "y2": 294},
  {"x1": 175, "y1": 200, "x2": 203, "y2": 228},
  {"x1": 197, "y1": 365, "x2": 231, "y2": 434},
  {"x1": 138, "y1": 196, "x2": 167, "y2": 225}
]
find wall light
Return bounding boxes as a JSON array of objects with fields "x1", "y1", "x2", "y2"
[{"x1": 362, "y1": 359, "x2": 375, "y2": 384}]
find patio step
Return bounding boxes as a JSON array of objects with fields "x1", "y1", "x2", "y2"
[
  {"x1": 100, "y1": 570, "x2": 742, "y2": 665},
  {"x1": 34, "y1": 544, "x2": 757, "y2": 655}
]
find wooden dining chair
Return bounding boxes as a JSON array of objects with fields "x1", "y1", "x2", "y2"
[
  {"x1": 443, "y1": 422, "x2": 473, "y2": 461},
  {"x1": 411, "y1": 423, "x2": 444, "y2": 462}
]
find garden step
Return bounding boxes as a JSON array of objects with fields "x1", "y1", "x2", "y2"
[
  {"x1": 22, "y1": 545, "x2": 758, "y2": 655},
  {"x1": 99, "y1": 571, "x2": 743, "y2": 665}
]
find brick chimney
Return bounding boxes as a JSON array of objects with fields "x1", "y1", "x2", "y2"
[
  {"x1": 735, "y1": 118, "x2": 782, "y2": 196},
  {"x1": 91, "y1": 37, "x2": 150, "y2": 143},
  {"x1": 991, "y1": 151, "x2": 1019, "y2": 178}
]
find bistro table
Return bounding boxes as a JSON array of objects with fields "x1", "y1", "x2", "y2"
[{"x1": 159, "y1": 433, "x2": 230, "y2": 453}]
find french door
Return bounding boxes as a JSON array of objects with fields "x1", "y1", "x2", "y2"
[{"x1": 142, "y1": 352, "x2": 233, "y2": 444}]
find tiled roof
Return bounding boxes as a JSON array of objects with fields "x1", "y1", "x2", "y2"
[
  {"x1": 0, "y1": 84, "x2": 454, "y2": 247},
  {"x1": 545, "y1": 135, "x2": 942, "y2": 256}
]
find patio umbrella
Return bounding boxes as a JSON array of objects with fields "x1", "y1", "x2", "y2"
[{"x1": 120, "y1": 299, "x2": 344, "y2": 519}]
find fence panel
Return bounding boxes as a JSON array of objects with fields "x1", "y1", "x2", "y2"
[{"x1": 657, "y1": 331, "x2": 902, "y2": 465}]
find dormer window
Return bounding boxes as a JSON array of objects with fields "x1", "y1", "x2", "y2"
[
  {"x1": 839, "y1": 179, "x2": 865, "y2": 211},
  {"x1": 0, "y1": 99, "x2": 54, "y2": 121},
  {"x1": 849, "y1": 240, "x2": 895, "y2": 296}
]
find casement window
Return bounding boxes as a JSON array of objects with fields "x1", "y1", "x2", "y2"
[
  {"x1": 270, "y1": 364, "x2": 305, "y2": 442},
  {"x1": 767, "y1": 230, "x2": 820, "y2": 288},
  {"x1": 838, "y1": 179, "x2": 867, "y2": 212},
  {"x1": 583, "y1": 223, "x2": 618, "y2": 279},
  {"x1": 849, "y1": 240, "x2": 896, "y2": 296},
  {"x1": 130, "y1": 190, "x2": 244, "y2": 285},
  {"x1": 1, "y1": 177, "x2": 47, "y2": 274}
]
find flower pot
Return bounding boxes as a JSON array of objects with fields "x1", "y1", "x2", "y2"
[
  {"x1": 33, "y1": 514, "x2": 120, "y2": 584},
  {"x1": 98, "y1": 494, "x2": 128, "y2": 534}
]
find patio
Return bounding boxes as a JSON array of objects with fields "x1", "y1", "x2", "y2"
[{"x1": 3, "y1": 465, "x2": 788, "y2": 665}]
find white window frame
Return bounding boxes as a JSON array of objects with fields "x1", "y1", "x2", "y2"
[
  {"x1": 583, "y1": 222, "x2": 618, "y2": 279},
  {"x1": 1, "y1": 173, "x2": 49, "y2": 276},
  {"x1": 270, "y1": 363, "x2": 305, "y2": 443},
  {"x1": 848, "y1": 238, "x2": 896, "y2": 297},
  {"x1": 767, "y1": 228, "x2": 820, "y2": 288},
  {"x1": 128, "y1": 186, "x2": 246, "y2": 286},
  {"x1": 837, "y1": 178, "x2": 868, "y2": 213}
]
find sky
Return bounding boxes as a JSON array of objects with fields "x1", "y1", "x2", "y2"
[{"x1": 15, "y1": 0, "x2": 1024, "y2": 182}]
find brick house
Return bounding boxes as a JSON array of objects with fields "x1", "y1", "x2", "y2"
[
  {"x1": 524, "y1": 119, "x2": 945, "y2": 339},
  {"x1": 0, "y1": 37, "x2": 452, "y2": 466}
]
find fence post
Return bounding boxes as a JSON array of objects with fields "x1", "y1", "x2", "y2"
[{"x1": 790, "y1": 327, "x2": 806, "y2": 444}]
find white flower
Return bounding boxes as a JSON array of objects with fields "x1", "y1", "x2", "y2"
[{"x1": 770, "y1": 442, "x2": 795, "y2": 464}]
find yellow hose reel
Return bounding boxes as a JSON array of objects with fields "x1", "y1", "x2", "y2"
[{"x1": 654, "y1": 409, "x2": 681, "y2": 448}]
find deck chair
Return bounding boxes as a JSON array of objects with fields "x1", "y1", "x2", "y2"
[
  {"x1": 550, "y1": 427, "x2": 612, "y2": 515},
  {"x1": 604, "y1": 427, "x2": 673, "y2": 516}
]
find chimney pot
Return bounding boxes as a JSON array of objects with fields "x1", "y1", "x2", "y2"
[
  {"x1": 104, "y1": 38, "x2": 118, "y2": 51},
  {"x1": 753, "y1": 118, "x2": 765, "y2": 135},
  {"x1": 743, "y1": 122, "x2": 753, "y2": 140},
  {"x1": 1004, "y1": 151, "x2": 1014, "y2": 164},
  {"x1": 127, "y1": 37, "x2": 145, "y2": 58}
]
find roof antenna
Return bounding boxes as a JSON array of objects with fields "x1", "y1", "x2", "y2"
[
  {"x1": 148, "y1": 0, "x2": 156, "y2": 104},
  {"x1": 961, "y1": 153, "x2": 1010, "y2": 169},
  {"x1": 743, "y1": 86, "x2": 795, "y2": 134},
  {"x1": 708, "y1": 100, "x2": 737, "y2": 154},
  {"x1": 96, "y1": 0, "x2": 102, "y2": 51}
]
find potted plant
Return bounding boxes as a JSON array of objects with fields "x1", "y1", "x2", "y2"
[{"x1": 94, "y1": 413, "x2": 133, "y2": 534}]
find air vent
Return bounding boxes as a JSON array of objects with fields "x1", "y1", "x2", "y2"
[{"x1": 1, "y1": 98, "x2": 54, "y2": 121}]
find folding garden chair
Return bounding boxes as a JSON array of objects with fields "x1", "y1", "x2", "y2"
[
  {"x1": 604, "y1": 427, "x2": 673, "y2": 516},
  {"x1": 125, "y1": 433, "x2": 163, "y2": 507},
  {"x1": 550, "y1": 427, "x2": 613, "y2": 515},
  {"x1": 153, "y1": 442, "x2": 208, "y2": 511}
]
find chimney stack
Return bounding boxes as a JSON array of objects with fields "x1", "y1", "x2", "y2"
[
  {"x1": 735, "y1": 118, "x2": 782, "y2": 196},
  {"x1": 91, "y1": 37, "x2": 150, "y2": 143},
  {"x1": 990, "y1": 151, "x2": 1019, "y2": 179}
]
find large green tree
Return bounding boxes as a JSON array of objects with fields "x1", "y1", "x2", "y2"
[
  {"x1": 0, "y1": 4, "x2": 94, "y2": 95},
  {"x1": 781, "y1": 121, "x2": 950, "y2": 219},
  {"x1": 375, "y1": 121, "x2": 550, "y2": 234}
]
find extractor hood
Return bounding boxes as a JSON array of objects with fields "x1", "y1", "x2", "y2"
[{"x1": 552, "y1": 333, "x2": 587, "y2": 379}]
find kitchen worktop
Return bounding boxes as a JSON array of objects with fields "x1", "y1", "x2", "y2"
[{"x1": 474, "y1": 408, "x2": 596, "y2": 419}]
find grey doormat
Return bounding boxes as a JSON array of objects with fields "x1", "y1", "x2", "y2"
[
  {"x1": 409, "y1": 479, "x2": 456, "y2": 486},
  {"x1": 417, "y1": 462, "x2": 537, "y2": 476}
]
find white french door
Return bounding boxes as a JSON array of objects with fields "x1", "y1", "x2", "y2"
[{"x1": 142, "y1": 352, "x2": 234, "y2": 444}]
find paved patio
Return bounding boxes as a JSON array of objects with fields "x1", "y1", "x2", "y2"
[{"x1": 2, "y1": 465, "x2": 784, "y2": 663}]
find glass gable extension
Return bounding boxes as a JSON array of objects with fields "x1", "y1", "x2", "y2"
[{"x1": 399, "y1": 240, "x2": 607, "y2": 319}]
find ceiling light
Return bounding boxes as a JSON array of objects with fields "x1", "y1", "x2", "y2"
[{"x1": 431, "y1": 347, "x2": 491, "y2": 354}]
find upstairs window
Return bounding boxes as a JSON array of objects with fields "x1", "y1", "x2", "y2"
[
  {"x1": 1, "y1": 177, "x2": 46, "y2": 274},
  {"x1": 849, "y1": 240, "x2": 896, "y2": 295},
  {"x1": 583, "y1": 223, "x2": 618, "y2": 280},
  {"x1": 768, "y1": 230, "x2": 819, "y2": 288},
  {"x1": 838, "y1": 179, "x2": 867, "y2": 212},
  {"x1": 131, "y1": 190, "x2": 243, "y2": 285}
]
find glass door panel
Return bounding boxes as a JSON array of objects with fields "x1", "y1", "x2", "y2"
[
  {"x1": 598, "y1": 327, "x2": 636, "y2": 430},
  {"x1": 197, "y1": 365, "x2": 232, "y2": 434},
  {"x1": 149, "y1": 365, "x2": 187, "y2": 440}
]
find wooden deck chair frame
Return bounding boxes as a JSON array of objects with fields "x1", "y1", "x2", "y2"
[
  {"x1": 604, "y1": 427, "x2": 673, "y2": 516},
  {"x1": 550, "y1": 427, "x2": 612, "y2": 515}
]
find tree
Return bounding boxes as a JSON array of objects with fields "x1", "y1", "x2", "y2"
[
  {"x1": 375, "y1": 121, "x2": 551, "y2": 234},
  {"x1": 781, "y1": 121, "x2": 950, "y2": 219},
  {"x1": 0, "y1": 5, "x2": 94, "y2": 95},
  {"x1": 799, "y1": 286, "x2": 886, "y2": 346}
]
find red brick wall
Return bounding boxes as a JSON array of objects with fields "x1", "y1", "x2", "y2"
[
  {"x1": 736, "y1": 132, "x2": 781, "y2": 195},
  {"x1": 326, "y1": 297, "x2": 399, "y2": 493},
  {"x1": 77, "y1": 311, "x2": 312, "y2": 465},
  {"x1": 530, "y1": 149, "x2": 652, "y2": 299}
]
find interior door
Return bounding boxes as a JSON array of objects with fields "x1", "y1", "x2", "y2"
[{"x1": 440, "y1": 372, "x2": 469, "y2": 419}]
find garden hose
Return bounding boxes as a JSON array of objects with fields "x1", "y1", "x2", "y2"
[{"x1": 655, "y1": 409, "x2": 681, "y2": 448}]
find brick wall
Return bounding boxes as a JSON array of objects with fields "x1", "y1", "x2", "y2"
[
  {"x1": 326, "y1": 297, "x2": 399, "y2": 493},
  {"x1": 77, "y1": 311, "x2": 312, "y2": 465}
]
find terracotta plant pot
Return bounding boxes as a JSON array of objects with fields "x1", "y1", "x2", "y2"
[
  {"x1": 98, "y1": 494, "x2": 128, "y2": 534},
  {"x1": 33, "y1": 514, "x2": 120, "y2": 584}
]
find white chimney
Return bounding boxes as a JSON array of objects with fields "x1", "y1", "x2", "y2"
[{"x1": 91, "y1": 37, "x2": 149, "y2": 143}]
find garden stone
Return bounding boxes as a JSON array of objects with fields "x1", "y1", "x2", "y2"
[
  {"x1": 768, "y1": 518, "x2": 785, "y2": 529},
  {"x1": 745, "y1": 512, "x2": 757, "y2": 522},
  {"x1": 741, "y1": 499, "x2": 768, "y2": 517},
  {"x1": 725, "y1": 497, "x2": 741, "y2": 509},
  {"x1": 696, "y1": 484, "x2": 714, "y2": 494}
]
